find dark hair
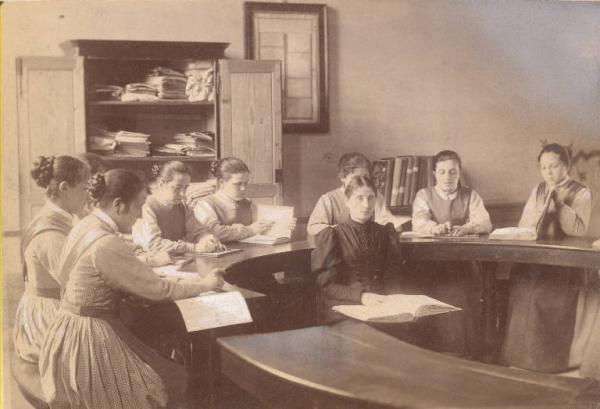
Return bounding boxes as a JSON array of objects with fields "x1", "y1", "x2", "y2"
[
  {"x1": 211, "y1": 157, "x2": 250, "y2": 182},
  {"x1": 538, "y1": 143, "x2": 571, "y2": 168},
  {"x1": 88, "y1": 169, "x2": 146, "y2": 208},
  {"x1": 153, "y1": 161, "x2": 191, "y2": 183},
  {"x1": 30, "y1": 155, "x2": 89, "y2": 199},
  {"x1": 76, "y1": 152, "x2": 109, "y2": 175},
  {"x1": 338, "y1": 153, "x2": 371, "y2": 179},
  {"x1": 433, "y1": 150, "x2": 462, "y2": 171},
  {"x1": 344, "y1": 176, "x2": 377, "y2": 199}
]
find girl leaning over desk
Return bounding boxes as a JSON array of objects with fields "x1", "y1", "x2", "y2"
[
  {"x1": 132, "y1": 160, "x2": 225, "y2": 254},
  {"x1": 410, "y1": 150, "x2": 493, "y2": 359},
  {"x1": 502, "y1": 143, "x2": 592, "y2": 373},
  {"x1": 39, "y1": 169, "x2": 224, "y2": 409},
  {"x1": 14, "y1": 155, "x2": 90, "y2": 364},
  {"x1": 193, "y1": 157, "x2": 276, "y2": 242}
]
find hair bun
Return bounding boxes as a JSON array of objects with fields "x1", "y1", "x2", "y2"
[
  {"x1": 210, "y1": 159, "x2": 220, "y2": 177},
  {"x1": 31, "y1": 156, "x2": 55, "y2": 188},
  {"x1": 151, "y1": 164, "x2": 161, "y2": 178},
  {"x1": 87, "y1": 172, "x2": 107, "y2": 203}
]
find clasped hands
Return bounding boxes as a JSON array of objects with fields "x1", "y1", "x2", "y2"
[{"x1": 431, "y1": 221, "x2": 473, "y2": 237}]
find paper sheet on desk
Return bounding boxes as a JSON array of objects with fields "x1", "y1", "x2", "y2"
[{"x1": 174, "y1": 291, "x2": 253, "y2": 332}]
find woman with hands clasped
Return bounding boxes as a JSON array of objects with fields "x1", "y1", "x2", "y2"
[
  {"x1": 502, "y1": 143, "x2": 592, "y2": 373},
  {"x1": 410, "y1": 150, "x2": 492, "y2": 358},
  {"x1": 311, "y1": 176, "x2": 406, "y2": 324},
  {"x1": 40, "y1": 169, "x2": 225, "y2": 409}
]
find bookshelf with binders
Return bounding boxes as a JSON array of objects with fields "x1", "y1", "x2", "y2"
[{"x1": 372, "y1": 156, "x2": 435, "y2": 215}]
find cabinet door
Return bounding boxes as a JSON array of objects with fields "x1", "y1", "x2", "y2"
[
  {"x1": 17, "y1": 57, "x2": 86, "y2": 230},
  {"x1": 218, "y1": 60, "x2": 283, "y2": 205}
]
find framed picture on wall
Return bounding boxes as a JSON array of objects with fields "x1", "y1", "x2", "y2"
[{"x1": 244, "y1": 2, "x2": 328, "y2": 133}]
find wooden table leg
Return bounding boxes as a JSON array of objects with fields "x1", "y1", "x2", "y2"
[{"x1": 480, "y1": 261, "x2": 498, "y2": 363}]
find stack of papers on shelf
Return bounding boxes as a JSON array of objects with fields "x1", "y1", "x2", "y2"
[
  {"x1": 489, "y1": 227, "x2": 537, "y2": 241},
  {"x1": 89, "y1": 126, "x2": 116, "y2": 155},
  {"x1": 333, "y1": 294, "x2": 461, "y2": 323},
  {"x1": 174, "y1": 291, "x2": 253, "y2": 332},
  {"x1": 239, "y1": 205, "x2": 294, "y2": 245},
  {"x1": 91, "y1": 84, "x2": 123, "y2": 101},
  {"x1": 146, "y1": 67, "x2": 188, "y2": 100},
  {"x1": 121, "y1": 83, "x2": 158, "y2": 102},
  {"x1": 153, "y1": 131, "x2": 216, "y2": 158},
  {"x1": 115, "y1": 130, "x2": 151, "y2": 156}
]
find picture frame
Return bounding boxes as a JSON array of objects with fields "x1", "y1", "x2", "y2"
[{"x1": 244, "y1": 2, "x2": 328, "y2": 133}]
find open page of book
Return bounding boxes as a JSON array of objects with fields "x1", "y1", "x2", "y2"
[
  {"x1": 174, "y1": 291, "x2": 253, "y2": 332},
  {"x1": 239, "y1": 205, "x2": 294, "y2": 244},
  {"x1": 332, "y1": 294, "x2": 460, "y2": 323},
  {"x1": 256, "y1": 204, "x2": 294, "y2": 239},
  {"x1": 489, "y1": 227, "x2": 537, "y2": 241}
]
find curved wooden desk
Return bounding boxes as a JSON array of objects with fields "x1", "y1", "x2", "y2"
[{"x1": 218, "y1": 320, "x2": 600, "y2": 409}]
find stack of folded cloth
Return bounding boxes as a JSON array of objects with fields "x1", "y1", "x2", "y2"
[
  {"x1": 89, "y1": 126, "x2": 116, "y2": 155},
  {"x1": 121, "y1": 83, "x2": 159, "y2": 102},
  {"x1": 145, "y1": 67, "x2": 187, "y2": 100},
  {"x1": 91, "y1": 84, "x2": 124, "y2": 101},
  {"x1": 114, "y1": 131, "x2": 151, "y2": 156},
  {"x1": 184, "y1": 62, "x2": 215, "y2": 102}
]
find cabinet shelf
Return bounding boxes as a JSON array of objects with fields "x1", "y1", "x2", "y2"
[
  {"x1": 90, "y1": 100, "x2": 213, "y2": 107},
  {"x1": 99, "y1": 155, "x2": 216, "y2": 162}
]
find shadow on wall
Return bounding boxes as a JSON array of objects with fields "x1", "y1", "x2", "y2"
[{"x1": 572, "y1": 149, "x2": 600, "y2": 238}]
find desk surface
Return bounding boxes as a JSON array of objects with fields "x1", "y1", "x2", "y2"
[
  {"x1": 219, "y1": 321, "x2": 600, "y2": 409},
  {"x1": 185, "y1": 236, "x2": 600, "y2": 277}
]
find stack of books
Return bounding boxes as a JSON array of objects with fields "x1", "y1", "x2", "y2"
[
  {"x1": 372, "y1": 156, "x2": 435, "y2": 209},
  {"x1": 175, "y1": 131, "x2": 216, "y2": 157},
  {"x1": 115, "y1": 131, "x2": 151, "y2": 157}
]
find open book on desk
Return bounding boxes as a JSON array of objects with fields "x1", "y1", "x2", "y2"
[
  {"x1": 489, "y1": 227, "x2": 537, "y2": 241},
  {"x1": 332, "y1": 294, "x2": 460, "y2": 323},
  {"x1": 239, "y1": 205, "x2": 294, "y2": 245}
]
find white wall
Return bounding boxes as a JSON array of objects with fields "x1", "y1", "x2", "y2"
[{"x1": 3, "y1": 0, "x2": 600, "y2": 231}]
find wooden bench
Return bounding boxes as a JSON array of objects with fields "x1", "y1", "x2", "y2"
[{"x1": 10, "y1": 354, "x2": 48, "y2": 409}]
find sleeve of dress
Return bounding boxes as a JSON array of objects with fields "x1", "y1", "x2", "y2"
[
  {"x1": 311, "y1": 227, "x2": 363, "y2": 303},
  {"x1": 132, "y1": 204, "x2": 194, "y2": 254},
  {"x1": 194, "y1": 199, "x2": 254, "y2": 243},
  {"x1": 558, "y1": 188, "x2": 592, "y2": 237},
  {"x1": 412, "y1": 189, "x2": 437, "y2": 234},
  {"x1": 184, "y1": 204, "x2": 211, "y2": 243},
  {"x1": 518, "y1": 187, "x2": 541, "y2": 229},
  {"x1": 464, "y1": 190, "x2": 493, "y2": 233},
  {"x1": 93, "y1": 236, "x2": 205, "y2": 301},
  {"x1": 307, "y1": 194, "x2": 334, "y2": 237},
  {"x1": 36, "y1": 230, "x2": 68, "y2": 283},
  {"x1": 374, "y1": 194, "x2": 405, "y2": 232}
]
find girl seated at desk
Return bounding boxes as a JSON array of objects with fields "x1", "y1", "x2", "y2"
[
  {"x1": 193, "y1": 157, "x2": 276, "y2": 242},
  {"x1": 133, "y1": 160, "x2": 225, "y2": 254},
  {"x1": 502, "y1": 143, "x2": 592, "y2": 373},
  {"x1": 311, "y1": 176, "x2": 406, "y2": 324},
  {"x1": 411, "y1": 149, "x2": 492, "y2": 358},
  {"x1": 14, "y1": 155, "x2": 90, "y2": 363},
  {"x1": 307, "y1": 152, "x2": 404, "y2": 237},
  {"x1": 40, "y1": 169, "x2": 224, "y2": 409}
]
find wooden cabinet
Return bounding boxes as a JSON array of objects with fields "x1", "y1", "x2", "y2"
[{"x1": 16, "y1": 40, "x2": 284, "y2": 230}]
